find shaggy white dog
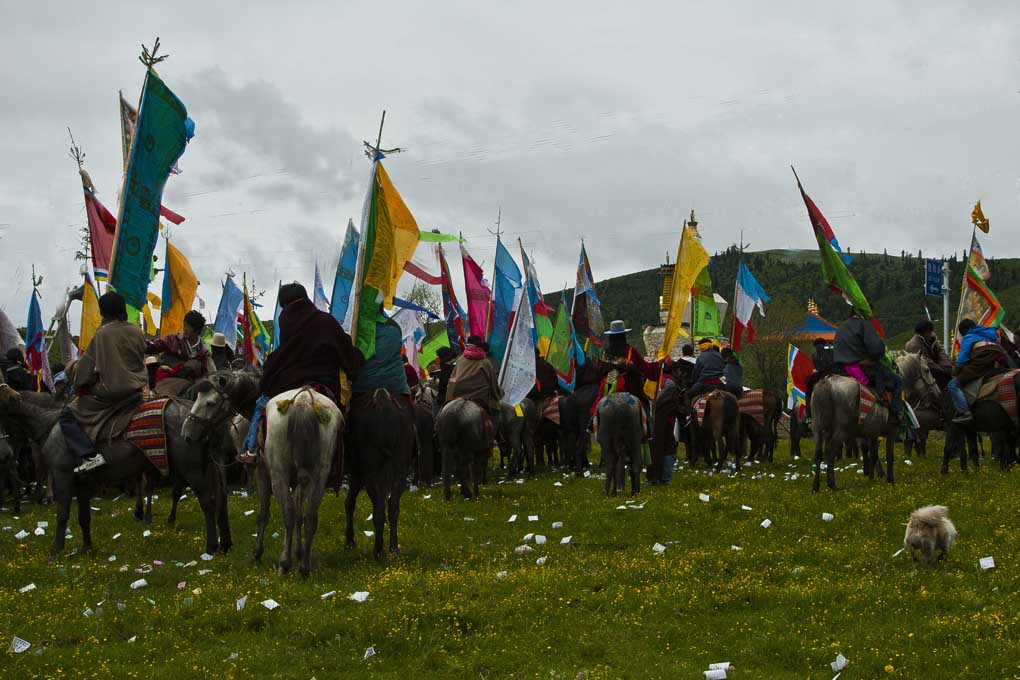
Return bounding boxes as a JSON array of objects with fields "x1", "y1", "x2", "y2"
[{"x1": 904, "y1": 505, "x2": 957, "y2": 564}]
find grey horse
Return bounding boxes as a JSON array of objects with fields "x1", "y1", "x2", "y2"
[
  {"x1": 810, "y1": 375, "x2": 897, "y2": 491},
  {"x1": 437, "y1": 398, "x2": 491, "y2": 500},
  {"x1": 0, "y1": 389, "x2": 231, "y2": 557},
  {"x1": 0, "y1": 423, "x2": 19, "y2": 513},
  {"x1": 896, "y1": 353, "x2": 942, "y2": 458},
  {"x1": 596, "y1": 392, "x2": 643, "y2": 496},
  {"x1": 498, "y1": 398, "x2": 538, "y2": 476}
]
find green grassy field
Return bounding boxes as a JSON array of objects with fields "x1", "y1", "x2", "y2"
[{"x1": 3, "y1": 441, "x2": 1020, "y2": 679}]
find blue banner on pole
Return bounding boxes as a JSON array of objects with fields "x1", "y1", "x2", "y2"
[{"x1": 924, "y1": 259, "x2": 943, "y2": 297}]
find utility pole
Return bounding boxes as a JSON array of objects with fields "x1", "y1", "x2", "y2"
[{"x1": 942, "y1": 260, "x2": 951, "y2": 351}]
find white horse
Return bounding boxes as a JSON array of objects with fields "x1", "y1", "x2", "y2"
[{"x1": 253, "y1": 387, "x2": 342, "y2": 577}]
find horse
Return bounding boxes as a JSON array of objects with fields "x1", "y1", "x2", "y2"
[
  {"x1": 344, "y1": 389, "x2": 415, "y2": 558},
  {"x1": 689, "y1": 390, "x2": 741, "y2": 471},
  {"x1": 737, "y1": 388, "x2": 782, "y2": 463},
  {"x1": 253, "y1": 387, "x2": 342, "y2": 576},
  {"x1": 436, "y1": 398, "x2": 491, "y2": 500},
  {"x1": 0, "y1": 388, "x2": 231, "y2": 557},
  {"x1": 942, "y1": 370, "x2": 1020, "y2": 473},
  {"x1": 896, "y1": 353, "x2": 942, "y2": 458},
  {"x1": 558, "y1": 384, "x2": 599, "y2": 474},
  {"x1": 596, "y1": 392, "x2": 643, "y2": 496},
  {"x1": 498, "y1": 398, "x2": 538, "y2": 477},
  {"x1": 0, "y1": 422, "x2": 19, "y2": 513},
  {"x1": 533, "y1": 397, "x2": 561, "y2": 468},
  {"x1": 810, "y1": 374, "x2": 897, "y2": 491}
]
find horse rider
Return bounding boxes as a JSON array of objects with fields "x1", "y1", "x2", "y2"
[
  {"x1": 687, "y1": 337, "x2": 725, "y2": 404},
  {"x1": 904, "y1": 319, "x2": 952, "y2": 388},
  {"x1": 833, "y1": 308, "x2": 904, "y2": 420},
  {"x1": 0, "y1": 347, "x2": 34, "y2": 391},
  {"x1": 209, "y1": 332, "x2": 236, "y2": 371},
  {"x1": 433, "y1": 346, "x2": 458, "y2": 418},
  {"x1": 803, "y1": 337, "x2": 835, "y2": 422},
  {"x1": 445, "y1": 334, "x2": 503, "y2": 438},
  {"x1": 146, "y1": 310, "x2": 215, "y2": 396},
  {"x1": 402, "y1": 354, "x2": 420, "y2": 391},
  {"x1": 237, "y1": 283, "x2": 363, "y2": 464},
  {"x1": 352, "y1": 311, "x2": 412, "y2": 401},
  {"x1": 947, "y1": 318, "x2": 1008, "y2": 424},
  {"x1": 720, "y1": 346, "x2": 743, "y2": 398},
  {"x1": 596, "y1": 320, "x2": 660, "y2": 437},
  {"x1": 59, "y1": 292, "x2": 148, "y2": 474}
]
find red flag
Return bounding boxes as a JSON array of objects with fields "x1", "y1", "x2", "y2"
[
  {"x1": 159, "y1": 205, "x2": 186, "y2": 225},
  {"x1": 461, "y1": 244, "x2": 491, "y2": 339},
  {"x1": 84, "y1": 189, "x2": 117, "y2": 280}
]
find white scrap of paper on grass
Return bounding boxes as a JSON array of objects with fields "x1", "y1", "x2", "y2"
[
  {"x1": 261, "y1": 599, "x2": 280, "y2": 611},
  {"x1": 128, "y1": 635, "x2": 137, "y2": 643},
  {"x1": 130, "y1": 579, "x2": 147, "y2": 590},
  {"x1": 321, "y1": 591, "x2": 336, "y2": 600},
  {"x1": 741, "y1": 505, "x2": 752, "y2": 511},
  {"x1": 37, "y1": 521, "x2": 48, "y2": 528},
  {"x1": 496, "y1": 571, "x2": 507, "y2": 580},
  {"x1": 616, "y1": 505, "x2": 627, "y2": 510},
  {"x1": 423, "y1": 494, "x2": 432, "y2": 500},
  {"x1": 508, "y1": 514, "x2": 517, "y2": 523},
  {"x1": 142, "y1": 530, "x2": 152, "y2": 537},
  {"x1": 14, "y1": 530, "x2": 28, "y2": 540},
  {"x1": 364, "y1": 530, "x2": 374, "y2": 537},
  {"x1": 653, "y1": 543, "x2": 666, "y2": 554},
  {"x1": 554, "y1": 481, "x2": 563, "y2": 487},
  {"x1": 33, "y1": 527, "x2": 44, "y2": 536},
  {"x1": 463, "y1": 517, "x2": 476, "y2": 522},
  {"x1": 760, "y1": 519, "x2": 772, "y2": 529},
  {"x1": 236, "y1": 595, "x2": 247, "y2": 611},
  {"x1": 10, "y1": 637, "x2": 31, "y2": 653},
  {"x1": 523, "y1": 533, "x2": 535, "y2": 542},
  {"x1": 528, "y1": 515, "x2": 538, "y2": 522},
  {"x1": 112, "y1": 533, "x2": 122, "y2": 540},
  {"x1": 244, "y1": 510, "x2": 254, "y2": 516},
  {"x1": 536, "y1": 556, "x2": 548, "y2": 565},
  {"x1": 514, "y1": 545, "x2": 533, "y2": 554},
  {"x1": 831, "y1": 653, "x2": 849, "y2": 671},
  {"x1": 366, "y1": 513, "x2": 373, "y2": 521},
  {"x1": 904, "y1": 459, "x2": 913, "y2": 466},
  {"x1": 731, "y1": 545, "x2": 742, "y2": 551},
  {"x1": 892, "y1": 548, "x2": 905, "y2": 558},
  {"x1": 200, "y1": 553, "x2": 214, "y2": 561},
  {"x1": 704, "y1": 669, "x2": 727, "y2": 680},
  {"x1": 108, "y1": 555, "x2": 117, "y2": 562},
  {"x1": 980, "y1": 556, "x2": 996, "y2": 570},
  {"x1": 19, "y1": 583, "x2": 36, "y2": 593},
  {"x1": 822, "y1": 513, "x2": 834, "y2": 522},
  {"x1": 349, "y1": 591, "x2": 369, "y2": 603},
  {"x1": 561, "y1": 536, "x2": 572, "y2": 544},
  {"x1": 535, "y1": 535, "x2": 547, "y2": 545},
  {"x1": 708, "y1": 662, "x2": 731, "y2": 670},
  {"x1": 552, "y1": 521, "x2": 563, "y2": 529},
  {"x1": 699, "y1": 493, "x2": 710, "y2": 502},
  {"x1": 364, "y1": 646, "x2": 376, "y2": 660}
]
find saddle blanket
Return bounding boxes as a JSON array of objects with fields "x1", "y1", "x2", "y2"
[
  {"x1": 737, "y1": 389, "x2": 765, "y2": 426},
  {"x1": 693, "y1": 390, "x2": 731, "y2": 427},
  {"x1": 125, "y1": 398, "x2": 171, "y2": 477},
  {"x1": 592, "y1": 394, "x2": 647, "y2": 436},
  {"x1": 858, "y1": 386, "x2": 877, "y2": 425},
  {"x1": 974, "y1": 370, "x2": 1019, "y2": 417},
  {"x1": 541, "y1": 396, "x2": 560, "y2": 425}
]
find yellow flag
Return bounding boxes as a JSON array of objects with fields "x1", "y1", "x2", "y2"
[
  {"x1": 79, "y1": 279, "x2": 101, "y2": 352},
  {"x1": 657, "y1": 225, "x2": 709, "y2": 360},
  {"x1": 972, "y1": 200, "x2": 989, "y2": 233},
  {"x1": 363, "y1": 162, "x2": 420, "y2": 306},
  {"x1": 159, "y1": 240, "x2": 199, "y2": 337}
]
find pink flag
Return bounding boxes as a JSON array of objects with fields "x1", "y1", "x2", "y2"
[
  {"x1": 461, "y1": 244, "x2": 491, "y2": 339},
  {"x1": 84, "y1": 189, "x2": 117, "y2": 281}
]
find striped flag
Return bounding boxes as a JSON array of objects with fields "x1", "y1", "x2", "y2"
[
  {"x1": 731, "y1": 260, "x2": 770, "y2": 351},
  {"x1": 786, "y1": 344, "x2": 814, "y2": 417}
]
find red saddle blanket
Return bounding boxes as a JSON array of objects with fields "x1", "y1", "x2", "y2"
[
  {"x1": 542, "y1": 396, "x2": 561, "y2": 425},
  {"x1": 737, "y1": 389, "x2": 765, "y2": 426},
  {"x1": 693, "y1": 390, "x2": 730, "y2": 427},
  {"x1": 124, "y1": 398, "x2": 171, "y2": 477},
  {"x1": 857, "y1": 385, "x2": 877, "y2": 425},
  {"x1": 976, "y1": 370, "x2": 1019, "y2": 417}
]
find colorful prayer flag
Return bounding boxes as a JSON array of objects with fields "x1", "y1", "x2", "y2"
[
  {"x1": 313, "y1": 260, "x2": 330, "y2": 312},
  {"x1": 83, "y1": 186, "x2": 117, "y2": 281},
  {"x1": 461, "y1": 243, "x2": 491, "y2": 340},
  {"x1": 79, "y1": 266, "x2": 101, "y2": 353},
  {"x1": 119, "y1": 91, "x2": 137, "y2": 171},
  {"x1": 24, "y1": 289, "x2": 52, "y2": 391},
  {"x1": 489, "y1": 239, "x2": 523, "y2": 366},
  {"x1": 955, "y1": 231, "x2": 1003, "y2": 346},
  {"x1": 272, "y1": 282, "x2": 283, "y2": 351},
  {"x1": 438, "y1": 244, "x2": 467, "y2": 350},
  {"x1": 213, "y1": 275, "x2": 244, "y2": 351},
  {"x1": 331, "y1": 220, "x2": 360, "y2": 331},
  {"x1": 796, "y1": 176, "x2": 883, "y2": 336},
  {"x1": 109, "y1": 69, "x2": 193, "y2": 310},
  {"x1": 351, "y1": 160, "x2": 420, "y2": 359},
  {"x1": 690, "y1": 267, "x2": 721, "y2": 340},
  {"x1": 972, "y1": 200, "x2": 990, "y2": 233},
  {"x1": 547, "y1": 295, "x2": 577, "y2": 391},
  {"x1": 658, "y1": 225, "x2": 709, "y2": 360},
  {"x1": 731, "y1": 259, "x2": 770, "y2": 351},
  {"x1": 572, "y1": 243, "x2": 604, "y2": 351},
  {"x1": 786, "y1": 344, "x2": 814, "y2": 416},
  {"x1": 499, "y1": 289, "x2": 536, "y2": 407},
  {"x1": 241, "y1": 277, "x2": 270, "y2": 366},
  {"x1": 520, "y1": 243, "x2": 554, "y2": 357},
  {"x1": 159, "y1": 239, "x2": 198, "y2": 337}
]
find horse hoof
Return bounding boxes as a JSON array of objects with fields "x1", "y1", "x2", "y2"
[
  {"x1": 300, "y1": 568, "x2": 310, "y2": 579},
  {"x1": 220, "y1": 542, "x2": 232, "y2": 554},
  {"x1": 389, "y1": 547, "x2": 400, "y2": 557},
  {"x1": 279, "y1": 562, "x2": 291, "y2": 574}
]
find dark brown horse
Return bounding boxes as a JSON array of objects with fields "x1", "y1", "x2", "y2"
[
  {"x1": 738, "y1": 389, "x2": 782, "y2": 463},
  {"x1": 690, "y1": 390, "x2": 741, "y2": 471}
]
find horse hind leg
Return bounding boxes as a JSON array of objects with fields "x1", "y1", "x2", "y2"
[
  {"x1": 369, "y1": 486, "x2": 386, "y2": 559},
  {"x1": 252, "y1": 464, "x2": 272, "y2": 563},
  {"x1": 344, "y1": 477, "x2": 364, "y2": 548},
  {"x1": 270, "y1": 474, "x2": 295, "y2": 573},
  {"x1": 387, "y1": 485, "x2": 401, "y2": 555},
  {"x1": 300, "y1": 478, "x2": 325, "y2": 577}
]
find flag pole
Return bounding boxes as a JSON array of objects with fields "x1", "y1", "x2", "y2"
[{"x1": 350, "y1": 110, "x2": 387, "y2": 344}]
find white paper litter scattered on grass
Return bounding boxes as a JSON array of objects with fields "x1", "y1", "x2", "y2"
[
  {"x1": 463, "y1": 517, "x2": 476, "y2": 522},
  {"x1": 19, "y1": 583, "x2": 36, "y2": 593},
  {"x1": 363, "y1": 530, "x2": 374, "y2": 537},
  {"x1": 652, "y1": 543, "x2": 666, "y2": 554},
  {"x1": 704, "y1": 669, "x2": 727, "y2": 680},
  {"x1": 616, "y1": 505, "x2": 627, "y2": 510},
  {"x1": 363, "y1": 646, "x2": 376, "y2": 660},
  {"x1": 14, "y1": 530, "x2": 28, "y2": 540},
  {"x1": 980, "y1": 556, "x2": 996, "y2": 570},
  {"x1": 36, "y1": 521, "x2": 48, "y2": 528},
  {"x1": 423, "y1": 494, "x2": 432, "y2": 500},
  {"x1": 112, "y1": 533, "x2": 122, "y2": 540},
  {"x1": 10, "y1": 637, "x2": 31, "y2": 653},
  {"x1": 536, "y1": 556, "x2": 548, "y2": 565},
  {"x1": 507, "y1": 514, "x2": 517, "y2": 523},
  {"x1": 553, "y1": 481, "x2": 563, "y2": 487},
  {"x1": 535, "y1": 535, "x2": 547, "y2": 545},
  {"x1": 822, "y1": 513, "x2": 834, "y2": 522},
  {"x1": 496, "y1": 571, "x2": 507, "y2": 580},
  {"x1": 130, "y1": 579, "x2": 147, "y2": 590},
  {"x1": 552, "y1": 521, "x2": 563, "y2": 529},
  {"x1": 244, "y1": 510, "x2": 254, "y2": 516},
  {"x1": 200, "y1": 553, "x2": 214, "y2": 561},
  {"x1": 831, "y1": 653, "x2": 849, "y2": 671},
  {"x1": 349, "y1": 591, "x2": 370, "y2": 603},
  {"x1": 561, "y1": 536, "x2": 572, "y2": 544},
  {"x1": 514, "y1": 545, "x2": 533, "y2": 554},
  {"x1": 33, "y1": 527, "x2": 44, "y2": 536},
  {"x1": 708, "y1": 662, "x2": 731, "y2": 670},
  {"x1": 236, "y1": 595, "x2": 247, "y2": 611},
  {"x1": 760, "y1": 519, "x2": 772, "y2": 529},
  {"x1": 366, "y1": 513, "x2": 373, "y2": 521},
  {"x1": 892, "y1": 548, "x2": 905, "y2": 558},
  {"x1": 741, "y1": 505, "x2": 752, "y2": 511},
  {"x1": 699, "y1": 493, "x2": 710, "y2": 502},
  {"x1": 528, "y1": 515, "x2": 538, "y2": 522},
  {"x1": 107, "y1": 555, "x2": 117, "y2": 562},
  {"x1": 142, "y1": 530, "x2": 152, "y2": 538},
  {"x1": 523, "y1": 533, "x2": 535, "y2": 542},
  {"x1": 731, "y1": 545, "x2": 742, "y2": 551},
  {"x1": 321, "y1": 591, "x2": 336, "y2": 600},
  {"x1": 904, "y1": 459, "x2": 913, "y2": 466},
  {"x1": 261, "y1": 599, "x2": 280, "y2": 610}
]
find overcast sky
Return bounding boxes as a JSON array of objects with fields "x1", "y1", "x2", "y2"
[{"x1": 2, "y1": 1, "x2": 1019, "y2": 328}]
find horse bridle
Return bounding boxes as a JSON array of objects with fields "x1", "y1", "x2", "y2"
[{"x1": 183, "y1": 380, "x2": 239, "y2": 434}]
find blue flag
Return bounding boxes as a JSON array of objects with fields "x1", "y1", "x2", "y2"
[
  {"x1": 272, "y1": 281, "x2": 283, "y2": 351},
  {"x1": 331, "y1": 219, "x2": 360, "y2": 329},
  {"x1": 489, "y1": 239, "x2": 523, "y2": 365},
  {"x1": 109, "y1": 70, "x2": 194, "y2": 310},
  {"x1": 213, "y1": 275, "x2": 245, "y2": 350},
  {"x1": 24, "y1": 289, "x2": 52, "y2": 390}
]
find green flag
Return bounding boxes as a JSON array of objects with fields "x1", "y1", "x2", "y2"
[
  {"x1": 690, "y1": 267, "x2": 720, "y2": 339},
  {"x1": 546, "y1": 296, "x2": 576, "y2": 390},
  {"x1": 109, "y1": 70, "x2": 193, "y2": 310},
  {"x1": 420, "y1": 330, "x2": 451, "y2": 371}
]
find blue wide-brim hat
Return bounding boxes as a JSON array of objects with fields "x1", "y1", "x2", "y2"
[{"x1": 604, "y1": 320, "x2": 631, "y2": 335}]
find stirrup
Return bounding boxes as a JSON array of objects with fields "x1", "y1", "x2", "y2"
[{"x1": 236, "y1": 451, "x2": 259, "y2": 465}]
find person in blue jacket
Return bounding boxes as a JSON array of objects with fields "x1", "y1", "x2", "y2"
[{"x1": 948, "y1": 318, "x2": 1007, "y2": 424}]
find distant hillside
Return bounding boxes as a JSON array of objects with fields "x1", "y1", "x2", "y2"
[{"x1": 548, "y1": 247, "x2": 1020, "y2": 353}]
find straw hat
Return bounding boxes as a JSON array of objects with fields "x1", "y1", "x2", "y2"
[{"x1": 210, "y1": 332, "x2": 227, "y2": 348}]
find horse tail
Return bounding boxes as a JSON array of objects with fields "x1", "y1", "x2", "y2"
[{"x1": 288, "y1": 393, "x2": 321, "y2": 486}]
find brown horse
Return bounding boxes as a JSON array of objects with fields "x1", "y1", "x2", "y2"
[
  {"x1": 690, "y1": 390, "x2": 741, "y2": 471},
  {"x1": 737, "y1": 389, "x2": 782, "y2": 463}
]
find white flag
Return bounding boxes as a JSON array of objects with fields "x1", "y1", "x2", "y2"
[
  {"x1": 313, "y1": 260, "x2": 330, "y2": 312},
  {"x1": 499, "y1": 290, "x2": 536, "y2": 407}
]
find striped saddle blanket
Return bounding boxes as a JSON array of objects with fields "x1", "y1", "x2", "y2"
[
  {"x1": 693, "y1": 390, "x2": 732, "y2": 427},
  {"x1": 975, "y1": 370, "x2": 1019, "y2": 417},
  {"x1": 124, "y1": 398, "x2": 171, "y2": 477},
  {"x1": 541, "y1": 396, "x2": 561, "y2": 425},
  {"x1": 737, "y1": 389, "x2": 765, "y2": 426},
  {"x1": 858, "y1": 386, "x2": 877, "y2": 425}
]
